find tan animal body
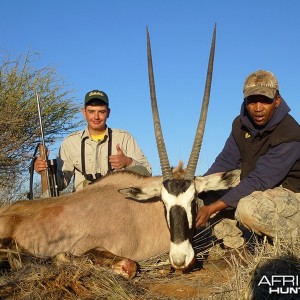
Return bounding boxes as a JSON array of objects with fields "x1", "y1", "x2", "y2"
[
  {"x1": 0, "y1": 172, "x2": 168, "y2": 260},
  {"x1": 0, "y1": 166, "x2": 240, "y2": 277}
]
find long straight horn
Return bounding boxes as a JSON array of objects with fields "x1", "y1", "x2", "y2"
[
  {"x1": 185, "y1": 24, "x2": 216, "y2": 180},
  {"x1": 147, "y1": 27, "x2": 172, "y2": 180}
]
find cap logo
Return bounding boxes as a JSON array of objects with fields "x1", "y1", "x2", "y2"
[
  {"x1": 244, "y1": 74, "x2": 277, "y2": 89},
  {"x1": 89, "y1": 91, "x2": 104, "y2": 97}
]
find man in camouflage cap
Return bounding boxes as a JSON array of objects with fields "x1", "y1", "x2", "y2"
[{"x1": 196, "y1": 70, "x2": 300, "y2": 248}]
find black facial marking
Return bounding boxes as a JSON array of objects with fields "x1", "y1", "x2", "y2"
[
  {"x1": 163, "y1": 179, "x2": 193, "y2": 196},
  {"x1": 170, "y1": 205, "x2": 190, "y2": 243}
]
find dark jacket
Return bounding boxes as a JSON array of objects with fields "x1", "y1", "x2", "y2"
[{"x1": 205, "y1": 98, "x2": 300, "y2": 207}]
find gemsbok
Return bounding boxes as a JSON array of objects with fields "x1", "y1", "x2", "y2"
[{"x1": 0, "y1": 26, "x2": 240, "y2": 278}]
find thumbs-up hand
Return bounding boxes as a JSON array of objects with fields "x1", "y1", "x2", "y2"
[{"x1": 109, "y1": 144, "x2": 132, "y2": 169}]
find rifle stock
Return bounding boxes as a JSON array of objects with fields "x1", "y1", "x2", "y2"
[{"x1": 38, "y1": 144, "x2": 51, "y2": 197}]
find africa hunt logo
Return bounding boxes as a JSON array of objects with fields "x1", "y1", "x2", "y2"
[{"x1": 258, "y1": 275, "x2": 300, "y2": 295}]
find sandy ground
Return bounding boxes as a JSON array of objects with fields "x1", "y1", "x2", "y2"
[{"x1": 138, "y1": 258, "x2": 233, "y2": 299}]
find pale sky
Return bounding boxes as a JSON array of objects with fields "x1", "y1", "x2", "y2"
[{"x1": 1, "y1": 0, "x2": 300, "y2": 175}]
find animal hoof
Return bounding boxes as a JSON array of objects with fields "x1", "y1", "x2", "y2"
[{"x1": 112, "y1": 258, "x2": 138, "y2": 279}]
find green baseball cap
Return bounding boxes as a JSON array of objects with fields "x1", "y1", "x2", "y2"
[{"x1": 84, "y1": 90, "x2": 109, "y2": 106}]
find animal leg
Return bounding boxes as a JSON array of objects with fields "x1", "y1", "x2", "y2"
[{"x1": 84, "y1": 248, "x2": 139, "y2": 279}]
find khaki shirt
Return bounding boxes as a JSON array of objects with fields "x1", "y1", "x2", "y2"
[{"x1": 57, "y1": 127, "x2": 151, "y2": 191}]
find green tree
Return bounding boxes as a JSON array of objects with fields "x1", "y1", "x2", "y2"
[{"x1": 0, "y1": 51, "x2": 83, "y2": 200}]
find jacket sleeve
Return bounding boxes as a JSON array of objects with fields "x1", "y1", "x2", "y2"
[
  {"x1": 204, "y1": 132, "x2": 241, "y2": 176},
  {"x1": 221, "y1": 141, "x2": 300, "y2": 207}
]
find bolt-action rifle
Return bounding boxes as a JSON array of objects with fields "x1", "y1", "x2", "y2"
[{"x1": 27, "y1": 93, "x2": 59, "y2": 199}]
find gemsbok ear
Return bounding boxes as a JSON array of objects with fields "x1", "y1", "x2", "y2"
[
  {"x1": 194, "y1": 169, "x2": 241, "y2": 193},
  {"x1": 119, "y1": 183, "x2": 162, "y2": 201}
]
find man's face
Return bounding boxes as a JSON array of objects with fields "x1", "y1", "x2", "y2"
[
  {"x1": 82, "y1": 104, "x2": 110, "y2": 133},
  {"x1": 245, "y1": 94, "x2": 281, "y2": 128}
]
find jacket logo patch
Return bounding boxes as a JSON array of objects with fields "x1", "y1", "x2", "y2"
[{"x1": 245, "y1": 132, "x2": 251, "y2": 139}]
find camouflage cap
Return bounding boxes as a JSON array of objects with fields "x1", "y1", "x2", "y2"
[
  {"x1": 84, "y1": 90, "x2": 109, "y2": 106},
  {"x1": 243, "y1": 70, "x2": 279, "y2": 99}
]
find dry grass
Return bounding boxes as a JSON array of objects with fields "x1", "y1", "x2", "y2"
[
  {"x1": 0, "y1": 237, "x2": 299, "y2": 299},
  {"x1": 0, "y1": 255, "x2": 146, "y2": 299}
]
